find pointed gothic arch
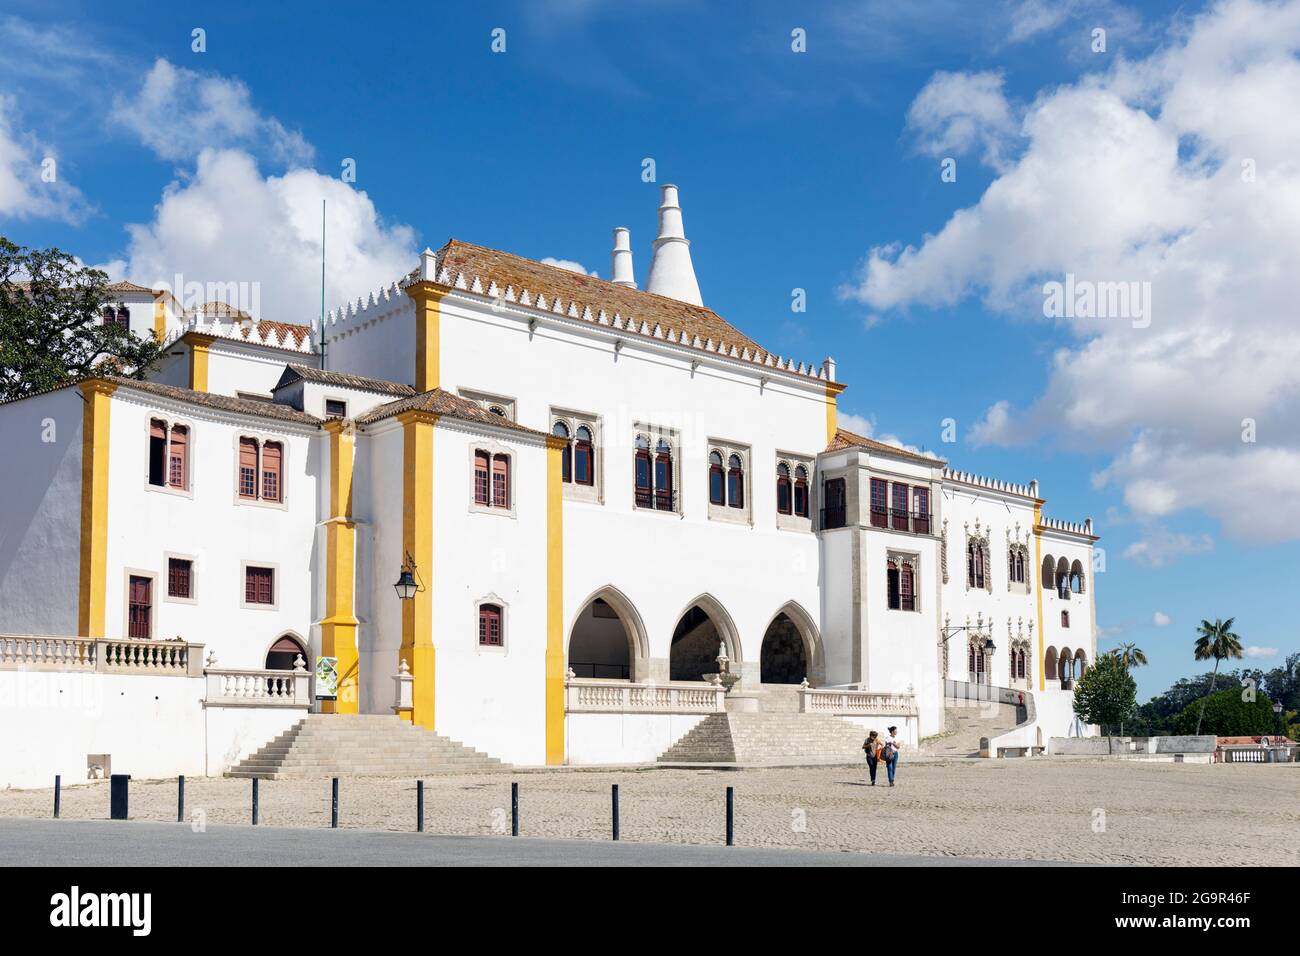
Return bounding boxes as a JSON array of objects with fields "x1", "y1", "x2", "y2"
[
  {"x1": 759, "y1": 600, "x2": 825, "y2": 686},
  {"x1": 669, "y1": 593, "x2": 742, "y2": 682},
  {"x1": 567, "y1": 585, "x2": 650, "y2": 682}
]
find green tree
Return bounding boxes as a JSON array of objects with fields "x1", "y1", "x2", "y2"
[
  {"x1": 1192, "y1": 618, "x2": 1244, "y2": 735},
  {"x1": 1073, "y1": 652, "x2": 1138, "y2": 743},
  {"x1": 1172, "y1": 688, "x2": 1276, "y2": 737},
  {"x1": 1111, "y1": 642, "x2": 1148, "y2": 670},
  {"x1": 0, "y1": 238, "x2": 162, "y2": 402}
]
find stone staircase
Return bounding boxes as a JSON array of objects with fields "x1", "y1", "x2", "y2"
[
  {"x1": 751, "y1": 683, "x2": 802, "y2": 713},
  {"x1": 919, "y1": 701, "x2": 1023, "y2": 757},
  {"x1": 226, "y1": 714, "x2": 506, "y2": 779},
  {"x1": 657, "y1": 712, "x2": 872, "y2": 765}
]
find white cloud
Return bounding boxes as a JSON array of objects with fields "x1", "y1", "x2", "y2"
[
  {"x1": 1122, "y1": 525, "x2": 1214, "y2": 568},
  {"x1": 906, "y1": 71, "x2": 1020, "y2": 170},
  {"x1": 0, "y1": 95, "x2": 89, "y2": 222},
  {"x1": 842, "y1": 0, "x2": 1300, "y2": 545},
  {"x1": 1153, "y1": 611, "x2": 1171, "y2": 627},
  {"x1": 837, "y1": 411, "x2": 942, "y2": 459},
  {"x1": 540, "y1": 257, "x2": 597, "y2": 276},
  {"x1": 106, "y1": 149, "x2": 414, "y2": 323},
  {"x1": 110, "y1": 59, "x2": 313, "y2": 166},
  {"x1": 1244, "y1": 645, "x2": 1278, "y2": 659}
]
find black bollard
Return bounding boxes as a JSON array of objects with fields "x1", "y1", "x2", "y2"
[
  {"x1": 725, "y1": 786, "x2": 734, "y2": 846},
  {"x1": 511, "y1": 781, "x2": 519, "y2": 836},
  {"x1": 110, "y1": 774, "x2": 130, "y2": 821},
  {"x1": 612, "y1": 784, "x2": 620, "y2": 841},
  {"x1": 177, "y1": 776, "x2": 184, "y2": 824},
  {"x1": 416, "y1": 780, "x2": 424, "y2": 833},
  {"x1": 331, "y1": 777, "x2": 339, "y2": 828},
  {"x1": 53, "y1": 775, "x2": 61, "y2": 819},
  {"x1": 252, "y1": 778, "x2": 259, "y2": 825}
]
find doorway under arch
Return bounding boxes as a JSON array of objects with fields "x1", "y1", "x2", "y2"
[
  {"x1": 265, "y1": 634, "x2": 306, "y2": 671},
  {"x1": 669, "y1": 598, "x2": 739, "y2": 682},
  {"x1": 760, "y1": 613, "x2": 807, "y2": 684},
  {"x1": 567, "y1": 586, "x2": 648, "y2": 681}
]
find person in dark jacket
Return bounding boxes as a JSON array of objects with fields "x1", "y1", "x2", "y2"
[{"x1": 862, "y1": 730, "x2": 882, "y2": 785}]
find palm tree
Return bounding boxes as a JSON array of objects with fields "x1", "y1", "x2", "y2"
[
  {"x1": 1111, "y1": 643, "x2": 1148, "y2": 670},
  {"x1": 1193, "y1": 618, "x2": 1244, "y2": 735}
]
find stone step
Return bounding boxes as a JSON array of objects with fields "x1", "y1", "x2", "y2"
[{"x1": 657, "y1": 712, "x2": 874, "y2": 764}]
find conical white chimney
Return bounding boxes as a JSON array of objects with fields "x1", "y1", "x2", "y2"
[
  {"x1": 645, "y1": 184, "x2": 702, "y2": 306},
  {"x1": 610, "y1": 227, "x2": 636, "y2": 288}
]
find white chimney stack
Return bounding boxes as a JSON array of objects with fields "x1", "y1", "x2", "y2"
[
  {"x1": 645, "y1": 184, "x2": 703, "y2": 306},
  {"x1": 610, "y1": 227, "x2": 636, "y2": 288}
]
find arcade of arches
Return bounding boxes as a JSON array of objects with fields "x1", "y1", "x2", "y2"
[{"x1": 567, "y1": 594, "x2": 816, "y2": 686}]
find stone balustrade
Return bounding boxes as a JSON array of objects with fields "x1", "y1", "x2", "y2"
[
  {"x1": 204, "y1": 667, "x2": 311, "y2": 708},
  {"x1": 564, "y1": 676, "x2": 726, "y2": 714},
  {"x1": 798, "y1": 686, "x2": 917, "y2": 716},
  {"x1": 0, "y1": 635, "x2": 204, "y2": 677}
]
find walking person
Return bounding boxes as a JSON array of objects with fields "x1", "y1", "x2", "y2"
[
  {"x1": 862, "y1": 730, "x2": 882, "y2": 785},
  {"x1": 883, "y1": 725, "x2": 903, "y2": 787}
]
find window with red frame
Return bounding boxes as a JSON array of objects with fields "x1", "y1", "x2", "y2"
[
  {"x1": 1061, "y1": 610, "x2": 1070, "y2": 628},
  {"x1": 913, "y1": 487, "x2": 929, "y2": 533},
  {"x1": 127, "y1": 575, "x2": 152, "y2": 638},
  {"x1": 239, "y1": 438, "x2": 259, "y2": 499},
  {"x1": 245, "y1": 566, "x2": 274, "y2": 605},
  {"x1": 168, "y1": 425, "x2": 189, "y2": 490},
  {"x1": 552, "y1": 422, "x2": 572, "y2": 482},
  {"x1": 167, "y1": 558, "x2": 192, "y2": 599},
  {"x1": 261, "y1": 441, "x2": 283, "y2": 502},
  {"x1": 574, "y1": 426, "x2": 594, "y2": 485},
  {"x1": 727, "y1": 454, "x2": 744, "y2": 509},
  {"x1": 479, "y1": 604, "x2": 503, "y2": 646},
  {"x1": 891, "y1": 482, "x2": 909, "y2": 530},
  {"x1": 870, "y1": 477, "x2": 888, "y2": 527},
  {"x1": 473, "y1": 450, "x2": 490, "y2": 504},
  {"x1": 776, "y1": 463, "x2": 792, "y2": 514},
  {"x1": 709, "y1": 451, "x2": 725, "y2": 505},
  {"x1": 899, "y1": 561, "x2": 915, "y2": 610},
  {"x1": 491, "y1": 454, "x2": 510, "y2": 508},
  {"x1": 794, "y1": 465, "x2": 809, "y2": 517}
]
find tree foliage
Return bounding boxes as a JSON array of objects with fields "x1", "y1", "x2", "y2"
[
  {"x1": 1171, "y1": 688, "x2": 1278, "y2": 737},
  {"x1": 1073, "y1": 652, "x2": 1137, "y2": 734},
  {"x1": 0, "y1": 237, "x2": 162, "y2": 402}
]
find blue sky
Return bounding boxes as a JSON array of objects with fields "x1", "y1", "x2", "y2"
[{"x1": 3, "y1": 0, "x2": 1298, "y2": 698}]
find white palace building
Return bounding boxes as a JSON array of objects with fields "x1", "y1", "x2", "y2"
[{"x1": 0, "y1": 186, "x2": 1098, "y2": 785}]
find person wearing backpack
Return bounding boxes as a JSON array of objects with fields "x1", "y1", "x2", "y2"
[
  {"x1": 883, "y1": 725, "x2": 902, "y2": 786},
  {"x1": 862, "y1": 730, "x2": 883, "y2": 785}
]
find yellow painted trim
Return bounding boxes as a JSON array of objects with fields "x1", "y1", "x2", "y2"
[
  {"x1": 77, "y1": 380, "x2": 117, "y2": 638},
  {"x1": 405, "y1": 282, "x2": 446, "y2": 392},
  {"x1": 1033, "y1": 503, "x2": 1045, "y2": 692},
  {"x1": 152, "y1": 297, "x2": 166, "y2": 342},
  {"x1": 320, "y1": 420, "x2": 359, "y2": 714},
  {"x1": 187, "y1": 333, "x2": 216, "y2": 393},
  {"x1": 400, "y1": 410, "x2": 438, "y2": 729},
  {"x1": 545, "y1": 439, "x2": 565, "y2": 764},
  {"x1": 825, "y1": 383, "x2": 838, "y2": 447}
]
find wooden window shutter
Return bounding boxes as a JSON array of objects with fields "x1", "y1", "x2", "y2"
[
  {"x1": 169, "y1": 425, "x2": 189, "y2": 490},
  {"x1": 261, "y1": 441, "x2": 283, "y2": 502},
  {"x1": 239, "y1": 438, "x2": 259, "y2": 499}
]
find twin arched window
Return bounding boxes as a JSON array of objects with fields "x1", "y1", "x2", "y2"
[
  {"x1": 635, "y1": 435, "x2": 674, "y2": 510},
  {"x1": 552, "y1": 420, "x2": 595, "y2": 486},
  {"x1": 238, "y1": 436, "x2": 283, "y2": 502},
  {"x1": 474, "y1": 450, "x2": 511, "y2": 508},
  {"x1": 149, "y1": 418, "x2": 189, "y2": 491},
  {"x1": 1009, "y1": 548, "x2": 1026, "y2": 584},
  {"x1": 709, "y1": 449, "x2": 745, "y2": 509},
  {"x1": 967, "y1": 540, "x2": 987, "y2": 590},
  {"x1": 776, "y1": 462, "x2": 810, "y2": 517}
]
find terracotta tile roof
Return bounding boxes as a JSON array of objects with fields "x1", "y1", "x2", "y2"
[
  {"x1": 105, "y1": 280, "x2": 157, "y2": 295},
  {"x1": 104, "y1": 377, "x2": 322, "y2": 426},
  {"x1": 356, "y1": 387, "x2": 548, "y2": 437},
  {"x1": 192, "y1": 301, "x2": 252, "y2": 319},
  {"x1": 240, "y1": 320, "x2": 313, "y2": 349},
  {"x1": 274, "y1": 364, "x2": 416, "y2": 397},
  {"x1": 825, "y1": 427, "x2": 945, "y2": 466},
  {"x1": 432, "y1": 239, "x2": 767, "y2": 356}
]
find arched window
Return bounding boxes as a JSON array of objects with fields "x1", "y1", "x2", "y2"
[
  {"x1": 793, "y1": 465, "x2": 809, "y2": 517},
  {"x1": 653, "y1": 439, "x2": 673, "y2": 511},
  {"x1": 168, "y1": 425, "x2": 189, "y2": 490},
  {"x1": 261, "y1": 441, "x2": 283, "y2": 502},
  {"x1": 727, "y1": 454, "x2": 744, "y2": 509},
  {"x1": 478, "y1": 604, "x2": 503, "y2": 646},
  {"x1": 491, "y1": 453, "x2": 510, "y2": 508},
  {"x1": 776, "y1": 463, "x2": 792, "y2": 514},
  {"x1": 552, "y1": 421, "x2": 571, "y2": 483},
  {"x1": 488, "y1": 405, "x2": 507, "y2": 417},
  {"x1": 1042, "y1": 555, "x2": 1056, "y2": 591},
  {"x1": 473, "y1": 450, "x2": 490, "y2": 505},
  {"x1": 1070, "y1": 560, "x2": 1085, "y2": 594},
  {"x1": 634, "y1": 435, "x2": 652, "y2": 508},
  {"x1": 1061, "y1": 609, "x2": 1070, "y2": 628},
  {"x1": 709, "y1": 451, "x2": 725, "y2": 505},
  {"x1": 1009, "y1": 549, "x2": 1025, "y2": 584},
  {"x1": 967, "y1": 540, "x2": 986, "y2": 589},
  {"x1": 239, "y1": 437, "x2": 259, "y2": 499},
  {"x1": 899, "y1": 561, "x2": 914, "y2": 611},
  {"x1": 1057, "y1": 557, "x2": 1071, "y2": 599},
  {"x1": 574, "y1": 425, "x2": 594, "y2": 486},
  {"x1": 148, "y1": 418, "x2": 189, "y2": 491}
]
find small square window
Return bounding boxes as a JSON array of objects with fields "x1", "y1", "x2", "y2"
[
  {"x1": 325, "y1": 399, "x2": 348, "y2": 418},
  {"x1": 245, "y1": 566, "x2": 275, "y2": 605},
  {"x1": 168, "y1": 558, "x2": 193, "y2": 599}
]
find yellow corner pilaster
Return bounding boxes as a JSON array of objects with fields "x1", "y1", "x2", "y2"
[
  {"x1": 405, "y1": 282, "x2": 446, "y2": 392},
  {"x1": 152, "y1": 296, "x2": 167, "y2": 342},
  {"x1": 400, "y1": 411, "x2": 437, "y2": 729},
  {"x1": 825, "y1": 381, "x2": 845, "y2": 446},
  {"x1": 1033, "y1": 502, "x2": 1045, "y2": 692},
  {"x1": 187, "y1": 333, "x2": 216, "y2": 393},
  {"x1": 545, "y1": 436, "x2": 566, "y2": 764},
  {"x1": 320, "y1": 421, "x2": 359, "y2": 714},
  {"x1": 77, "y1": 380, "x2": 117, "y2": 638}
]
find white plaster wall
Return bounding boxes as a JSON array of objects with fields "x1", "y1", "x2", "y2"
[
  {"x1": 204, "y1": 344, "x2": 297, "y2": 399},
  {"x1": 357, "y1": 422, "x2": 404, "y2": 714},
  {"x1": 102, "y1": 390, "x2": 321, "y2": 668},
  {"x1": 818, "y1": 529, "x2": 855, "y2": 686},
  {"x1": 203, "y1": 705, "x2": 306, "y2": 774},
  {"x1": 323, "y1": 300, "x2": 415, "y2": 388},
  {"x1": 0, "y1": 389, "x2": 83, "y2": 636},
  {"x1": 566, "y1": 713, "x2": 707, "y2": 765}
]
